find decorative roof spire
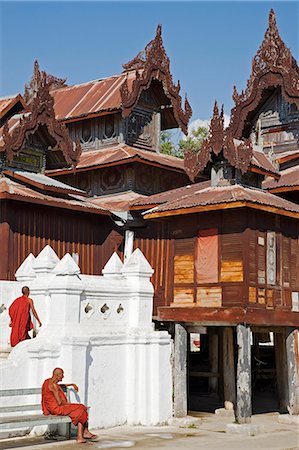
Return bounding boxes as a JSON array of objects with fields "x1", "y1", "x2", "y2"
[
  {"x1": 1, "y1": 61, "x2": 81, "y2": 168},
  {"x1": 184, "y1": 101, "x2": 253, "y2": 182},
  {"x1": 24, "y1": 60, "x2": 67, "y2": 104},
  {"x1": 229, "y1": 9, "x2": 299, "y2": 138},
  {"x1": 120, "y1": 25, "x2": 192, "y2": 135}
]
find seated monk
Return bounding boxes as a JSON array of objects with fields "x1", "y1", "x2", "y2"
[{"x1": 42, "y1": 368, "x2": 97, "y2": 443}]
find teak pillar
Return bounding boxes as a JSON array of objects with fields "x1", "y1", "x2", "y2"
[
  {"x1": 173, "y1": 323, "x2": 187, "y2": 417},
  {"x1": 209, "y1": 333, "x2": 218, "y2": 393},
  {"x1": 275, "y1": 330, "x2": 289, "y2": 411},
  {"x1": 223, "y1": 327, "x2": 236, "y2": 409},
  {"x1": 286, "y1": 328, "x2": 299, "y2": 415},
  {"x1": 236, "y1": 324, "x2": 252, "y2": 424}
]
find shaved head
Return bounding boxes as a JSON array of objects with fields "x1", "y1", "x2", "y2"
[
  {"x1": 53, "y1": 368, "x2": 63, "y2": 376},
  {"x1": 22, "y1": 286, "x2": 30, "y2": 296}
]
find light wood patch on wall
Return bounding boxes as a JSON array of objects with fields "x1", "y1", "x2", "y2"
[
  {"x1": 173, "y1": 287, "x2": 194, "y2": 304},
  {"x1": 258, "y1": 288, "x2": 266, "y2": 304},
  {"x1": 266, "y1": 289, "x2": 274, "y2": 309},
  {"x1": 249, "y1": 286, "x2": 257, "y2": 303},
  {"x1": 196, "y1": 287, "x2": 222, "y2": 307},
  {"x1": 220, "y1": 261, "x2": 243, "y2": 282},
  {"x1": 174, "y1": 254, "x2": 194, "y2": 284}
]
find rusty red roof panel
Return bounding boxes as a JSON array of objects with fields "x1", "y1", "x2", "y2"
[
  {"x1": 90, "y1": 191, "x2": 147, "y2": 212},
  {"x1": 144, "y1": 184, "x2": 299, "y2": 216},
  {"x1": 52, "y1": 72, "x2": 136, "y2": 121},
  {"x1": 131, "y1": 180, "x2": 210, "y2": 208},
  {"x1": 47, "y1": 144, "x2": 185, "y2": 174},
  {"x1": 251, "y1": 149, "x2": 279, "y2": 177},
  {"x1": 263, "y1": 166, "x2": 299, "y2": 190}
]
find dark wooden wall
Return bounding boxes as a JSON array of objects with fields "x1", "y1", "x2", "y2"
[{"x1": 0, "y1": 200, "x2": 123, "y2": 280}]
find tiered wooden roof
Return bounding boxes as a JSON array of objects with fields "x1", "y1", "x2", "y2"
[
  {"x1": 51, "y1": 25, "x2": 192, "y2": 134},
  {"x1": 229, "y1": 9, "x2": 299, "y2": 139},
  {"x1": 184, "y1": 101, "x2": 279, "y2": 182},
  {"x1": 0, "y1": 65, "x2": 81, "y2": 167},
  {"x1": 47, "y1": 143, "x2": 186, "y2": 176}
]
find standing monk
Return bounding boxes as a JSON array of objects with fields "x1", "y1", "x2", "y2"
[
  {"x1": 42, "y1": 368, "x2": 96, "y2": 444},
  {"x1": 8, "y1": 286, "x2": 42, "y2": 347}
]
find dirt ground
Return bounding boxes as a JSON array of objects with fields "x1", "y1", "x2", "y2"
[{"x1": 0, "y1": 412, "x2": 298, "y2": 450}]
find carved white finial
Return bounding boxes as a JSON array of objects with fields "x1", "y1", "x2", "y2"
[
  {"x1": 53, "y1": 253, "x2": 81, "y2": 276},
  {"x1": 33, "y1": 245, "x2": 60, "y2": 274},
  {"x1": 15, "y1": 253, "x2": 36, "y2": 281},
  {"x1": 122, "y1": 248, "x2": 154, "y2": 278},
  {"x1": 102, "y1": 252, "x2": 123, "y2": 277}
]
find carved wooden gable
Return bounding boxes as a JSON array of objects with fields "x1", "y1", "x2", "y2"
[{"x1": 229, "y1": 10, "x2": 299, "y2": 140}]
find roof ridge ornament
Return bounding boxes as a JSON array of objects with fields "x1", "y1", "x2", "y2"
[
  {"x1": 1, "y1": 61, "x2": 81, "y2": 168},
  {"x1": 184, "y1": 101, "x2": 253, "y2": 182},
  {"x1": 230, "y1": 9, "x2": 299, "y2": 139},
  {"x1": 120, "y1": 25, "x2": 192, "y2": 135},
  {"x1": 24, "y1": 60, "x2": 67, "y2": 104}
]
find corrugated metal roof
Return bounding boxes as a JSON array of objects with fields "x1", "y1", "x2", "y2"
[
  {"x1": 11, "y1": 170, "x2": 85, "y2": 193},
  {"x1": 0, "y1": 175, "x2": 110, "y2": 216},
  {"x1": 131, "y1": 180, "x2": 210, "y2": 208},
  {"x1": 144, "y1": 184, "x2": 299, "y2": 217},
  {"x1": 52, "y1": 72, "x2": 137, "y2": 122},
  {"x1": 89, "y1": 191, "x2": 147, "y2": 212},
  {"x1": 263, "y1": 166, "x2": 299, "y2": 190},
  {"x1": 47, "y1": 144, "x2": 185, "y2": 175}
]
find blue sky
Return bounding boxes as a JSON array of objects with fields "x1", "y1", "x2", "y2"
[{"x1": 0, "y1": 1, "x2": 298, "y2": 130}]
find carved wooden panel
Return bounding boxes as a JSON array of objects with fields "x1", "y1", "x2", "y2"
[
  {"x1": 126, "y1": 107, "x2": 158, "y2": 150},
  {"x1": 257, "y1": 232, "x2": 266, "y2": 285},
  {"x1": 282, "y1": 236, "x2": 290, "y2": 288},
  {"x1": 267, "y1": 232, "x2": 276, "y2": 285}
]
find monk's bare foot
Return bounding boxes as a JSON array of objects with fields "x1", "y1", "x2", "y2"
[
  {"x1": 84, "y1": 432, "x2": 97, "y2": 439},
  {"x1": 76, "y1": 438, "x2": 87, "y2": 443}
]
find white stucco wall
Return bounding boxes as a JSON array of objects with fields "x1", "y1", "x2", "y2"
[{"x1": 0, "y1": 246, "x2": 172, "y2": 432}]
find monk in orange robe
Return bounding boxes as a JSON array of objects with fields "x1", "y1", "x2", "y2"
[
  {"x1": 42, "y1": 368, "x2": 96, "y2": 443},
  {"x1": 9, "y1": 286, "x2": 42, "y2": 347}
]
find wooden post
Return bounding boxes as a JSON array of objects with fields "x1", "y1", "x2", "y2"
[
  {"x1": 236, "y1": 324, "x2": 252, "y2": 424},
  {"x1": 173, "y1": 323, "x2": 187, "y2": 417},
  {"x1": 286, "y1": 328, "x2": 299, "y2": 415},
  {"x1": 209, "y1": 333, "x2": 218, "y2": 393},
  {"x1": 274, "y1": 330, "x2": 288, "y2": 411},
  {"x1": 223, "y1": 327, "x2": 236, "y2": 409},
  {"x1": 0, "y1": 202, "x2": 10, "y2": 280}
]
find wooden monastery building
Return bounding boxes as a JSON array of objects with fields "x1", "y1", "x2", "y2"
[
  {"x1": 132, "y1": 10, "x2": 299, "y2": 423},
  {"x1": 0, "y1": 9, "x2": 298, "y2": 424}
]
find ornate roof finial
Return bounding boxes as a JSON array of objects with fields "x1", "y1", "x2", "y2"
[
  {"x1": 229, "y1": 9, "x2": 299, "y2": 139},
  {"x1": 24, "y1": 60, "x2": 67, "y2": 104},
  {"x1": 120, "y1": 25, "x2": 192, "y2": 134},
  {"x1": 2, "y1": 64, "x2": 80, "y2": 168},
  {"x1": 184, "y1": 102, "x2": 253, "y2": 181}
]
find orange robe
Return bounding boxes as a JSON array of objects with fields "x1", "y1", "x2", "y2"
[
  {"x1": 8, "y1": 295, "x2": 33, "y2": 347},
  {"x1": 42, "y1": 379, "x2": 88, "y2": 426}
]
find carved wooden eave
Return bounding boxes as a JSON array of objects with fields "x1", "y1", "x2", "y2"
[
  {"x1": 120, "y1": 25, "x2": 192, "y2": 135},
  {"x1": 229, "y1": 9, "x2": 299, "y2": 139},
  {"x1": 1, "y1": 65, "x2": 81, "y2": 167},
  {"x1": 184, "y1": 102, "x2": 253, "y2": 182}
]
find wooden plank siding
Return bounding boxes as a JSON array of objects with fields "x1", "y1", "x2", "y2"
[
  {"x1": 135, "y1": 208, "x2": 299, "y2": 324},
  {"x1": 0, "y1": 200, "x2": 122, "y2": 280}
]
